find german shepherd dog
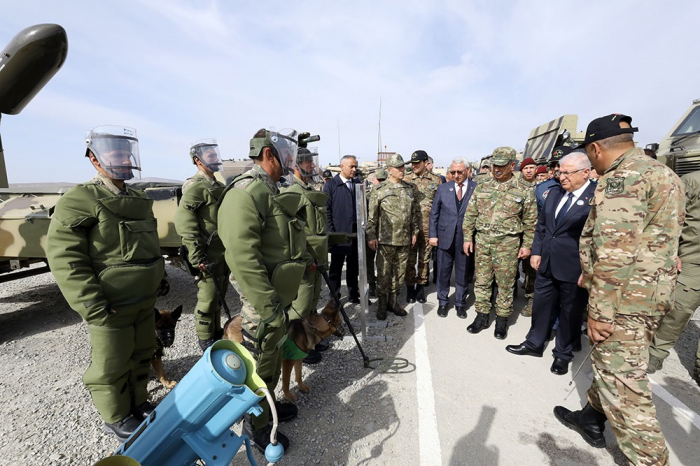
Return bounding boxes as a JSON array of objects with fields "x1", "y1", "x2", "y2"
[
  {"x1": 223, "y1": 299, "x2": 344, "y2": 401},
  {"x1": 153, "y1": 305, "x2": 182, "y2": 389}
]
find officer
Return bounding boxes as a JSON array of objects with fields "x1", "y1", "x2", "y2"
[
  {"x1": 218, "y1": 128, "x2": 311, "y2": 453},
  {"x1": 475, "y1": 159, "x2": 491, "y2": 184},
  {"x1": 405, "y1": 150, "x2": 442, "y2": 303},
  {"x1": 463, "y1": 147, "x2": 536, "y2": 339},
  {"x1": 175, "y1": 139, "x2": 227, "y2": 351},
  {"x1": 367, "y1": 154, "x2": 419, "y2": 320},
  {"x1": 554, "y1": 114, "x2": 684, "y2": 465},
  {"x1": 647, "y1": 169, "x2": 700, "y2": 387},
  {"x1": 284, "y1": 144, "x2": 330, "y2": 364},
  {"x1": 366, "y1": 168, "x2": 388, "y2": 297},
  {"x1": 322, "y1": 169, "x2": 333, "y2": 185},
  {"x1": 47, "y1": 126, "x2": 168, "y2": 440},
  {"x1": 518, "y1": 157, "x2": 538, "y2": 317}
]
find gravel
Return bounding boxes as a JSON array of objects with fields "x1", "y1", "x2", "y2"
[{"x1": 0, "y1": 263, "x2": 414, "y2": 465}]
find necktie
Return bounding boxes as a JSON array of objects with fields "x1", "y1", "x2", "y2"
[
  {"x1": 457, "y1": 184, "x2": 464, "y2": 201},
  {"x1": 556, "y1": 193, "x2": 574, "y2": 226},
  {"x1": 347, "y1": 181, "x2": 354, "y2": 193}
]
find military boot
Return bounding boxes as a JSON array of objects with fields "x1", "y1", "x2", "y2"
[
  {"x1": 406, "y1": 284, "x2": 417, "y2": 303},
  {"x1": 104, "y1": 414, "x2": 142, "y2": 441},
  {"x1": 494, "y1": 316, "x2": 509, "y2": 340},
  {"x1": 377, "y1": 295, "x2": 388, "y2": 321},
  {"x1": 553, "y1": 403, "x2": 607, "y2": 449},
  {"x1": 520, "y1": 295, "x2": 533, "y2": 317},
  {"x1": 646, "y1": 354, "x2": 664, "y2": 374},
  {"x1": 415, "y1": 284, "x2": 427, "y2": 303},
  {"x1": 243, "y1": 413, "x2": 290, "y2": 453},
  {"x1": 467, "y1": 312, "x2": 489, "y2": 334},
  {"x1": 133, "y1": 401, "x2": 157, "y2": 422},
  {"x1": 390, "y1": 293, "x2": 408, "y2": 316}
]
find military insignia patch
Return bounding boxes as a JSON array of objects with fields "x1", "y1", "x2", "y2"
[
  {"x1": 605, "y1": 177, "x2": 625, "y2": 195},
  {"x1": 543, "y1": 190, "x2": 550, "y2": 199}
]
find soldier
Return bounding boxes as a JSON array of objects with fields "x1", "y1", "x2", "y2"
[
  {"x1": 647, "y1": 170, "x2": 700, "y2": 387},
  {"x1": 463, "y1": 147, "x2": 536, "y2": 339},
  {"x1": 554, "y1": 114, "x2": 684, "y2": 466},
  {"x1": 534, "y1": 146, "x2": 568, "y2": 214},
  {"x1": 518, "y1": 157, "x2": 538, "y2": 317},
  {"x1": 218, "y1": 128, "x2": 312, "y2": 452},
  {"x1": 47, "y1": 126, "x2": 168, "y2": 440},
  {"x1": 284, "y1": 145, "x2": 330, "y2": 364},
  {"x1": 367, "y1": 154, "x2": 419, "y2": 320},
  {"x1": 322, "y1": 169, "x2": 333, "y2": 185},
  {"x1": 366, "y1": 168, "x2": 388, "y2": 297},
  {"x1": 405, "y1": 150, "x2": 442, "y2": 303},
  {"x1": 535, "y1": 166, "x2": 548, "y2": 183},
  {"x1": 174, "y1": 139, "x2": 227, "y2": 351}
]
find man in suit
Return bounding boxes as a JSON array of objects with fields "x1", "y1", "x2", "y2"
[
  {"x1": 429, "y1": 158, "x2": 476, "y2": 318},
  {"x1": 506, "y1": 151, "x2": 595, "y2": 375},
  {"x1": 324, "y1": 155, "x2": 362, "y2": 303}
]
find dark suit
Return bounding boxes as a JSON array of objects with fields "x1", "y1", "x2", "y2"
[
  {"x1": 525, "y1": 181, "x2": 596, "y2": 360},
  {"x1": 324, "y1": 175, "x2": 361, "y2": 298},
  {"x1": 429, "y1": 179, "x2": 476, "y2": 307}
]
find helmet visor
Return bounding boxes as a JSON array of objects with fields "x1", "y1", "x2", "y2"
[
  {"x1": 296, "y1": 149, "x2": 321, "y2": 179},
  {"x1": 191, "y1": 139, "x2": 222, "y2": 172},
  {"x1": 86, "y1": 126, "x2": 141, "y2": 180},
  {"x1": 271, "y1": 129, "x2": 298, "y2": 177}
]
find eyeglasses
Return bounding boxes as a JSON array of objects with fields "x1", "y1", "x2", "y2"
[
  {"x1": 448, "y1": 170, "x2": 465, "y2": 175},
  {"x1": 555, "y1": 168, "x2": 586, "y2": 178}
]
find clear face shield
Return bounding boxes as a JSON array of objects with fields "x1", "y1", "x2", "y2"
[
  {"x1": 85, "y1": 125, "x2": 141, "y2": 180},
  {"x1": 191, "y1": 139, "x2": 222, "y2": 172},
  {"x1": 270, "y1": 129, "x2": 299, "y2": 178},
  {"x1": 296, "y1": 147, "x2": 321, "y2": 181}
]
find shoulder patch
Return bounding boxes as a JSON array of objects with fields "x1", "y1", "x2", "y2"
[
  {"x1": 542, "y1": 189, "x2": 550, "y2": 199},
  {"x1": 605, "y1": 177, "x2": 625, "y2": 196}
]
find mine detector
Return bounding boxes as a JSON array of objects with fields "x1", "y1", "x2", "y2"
[
  {"x1": 0, "y1": 25, "x2": 183, "y2": 282},
  {"x1": 521, "y1": 114, "x2": 584, "y2": 165},
  {"x1": 649, "y1": 98, "x2": 700, "y2": 176}
]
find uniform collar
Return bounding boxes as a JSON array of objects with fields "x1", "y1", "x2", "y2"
[
  {"x1": 604, "y1": 147, "x2": 642, "y2": 174},
  {"x1": 92, "y1": 173, "x2": 129, "y2": 195},
  {"x1": 250, "y1": 164, "x2": 279, "y2": 193}
]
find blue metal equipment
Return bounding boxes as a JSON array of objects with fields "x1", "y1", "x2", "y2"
[{"x1": 110, "y1": 340, "x2": 283, "y2": 465}]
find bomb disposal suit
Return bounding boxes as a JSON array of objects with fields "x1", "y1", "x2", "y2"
[
  {"x1": 174, "y1": 139, "x2": 227, "y2": 346},
  {"x1": 218, "y1": 129, "x2": 311, "y2": 434},
  {"x1": 47, "y1": 126, "x2": 166, "y2": 427}
]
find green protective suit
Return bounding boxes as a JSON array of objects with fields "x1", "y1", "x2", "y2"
[
  {"x1": 47, "y1": 174, "x2": 165, "y2": 423},
  {"x1": 218, "y1": 165, "x2": 310, "y2": 430},
  {"x1": 174, "y1": 171, "x2": 227, "y2": 339},
  {"x1": 284, "y1": 175, "x2": 329, "y2": 321}
]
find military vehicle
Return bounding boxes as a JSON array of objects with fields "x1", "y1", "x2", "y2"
[
  {"x1": 649, "y1": 98, "x2": 700, "y2": 176},
  {"x1": 521, "y1": 114, "x2": 584, "y2": 165}
]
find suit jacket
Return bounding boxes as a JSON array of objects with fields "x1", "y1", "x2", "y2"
[
  {"x1": 324, "y1": 174, "x2": 361, "y2": 253},
  {"x1": 429, "y1": 179, "x2": 476, "y2": 250},
  {"x1": 531, "y1": 182, "x2": 596, "y2": 283}
]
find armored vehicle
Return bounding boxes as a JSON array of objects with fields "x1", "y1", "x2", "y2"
[
  {"x1": 521, "y1": 114, "x2": 583, "y2": 165},
  {"x1": 649, "y1": 98, "x2": 700, "y2": 175}
]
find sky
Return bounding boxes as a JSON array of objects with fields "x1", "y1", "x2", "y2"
[{"x1": 2, "y1": 0, "x2": 699, "y2": 183}]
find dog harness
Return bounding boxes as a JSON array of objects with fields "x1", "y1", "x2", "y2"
[{"x1": 282, "y1": 337, "x2": 308, "y2": 360}]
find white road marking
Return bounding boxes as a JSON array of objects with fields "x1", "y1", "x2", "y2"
[
  {"x1": 650, "y1": 378, "x2": 700, "y2": 430},
  {"x1": 413, "y1": 303, "x2": 442, "y2": 466}
]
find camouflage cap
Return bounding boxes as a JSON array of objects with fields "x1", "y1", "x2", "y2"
[
  {"x1": 375, "y1": 168, "x2": 388, "y2": 180},
  {"x1": 490, "y1": 147, "x2": 516, "y2": 166},
  {"x1": 386, "y1": 153, "x2": 407, "y2": 168}
]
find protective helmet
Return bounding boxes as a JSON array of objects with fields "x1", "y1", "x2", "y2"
[
  {"x1": 85, "y1": 125, "x2": 140, "y2": 180},
  {"x1": 296, "y1": 147, "x2": 321, "y2": 178},
  {"x1": 190, "y1": 138, "x2": 222, "y2": 172},
  {"x1": 249, "y1": 128, "x2": 298, "y2": 177}
]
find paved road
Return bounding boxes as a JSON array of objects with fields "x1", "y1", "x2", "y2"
[{"x1": 394, "y1": 281, "x2": 700, "y2": 465}]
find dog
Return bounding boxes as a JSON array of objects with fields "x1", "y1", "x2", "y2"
[
  {"x1": 223, "y1": 299, "x2": 344, "y2": 401},
  {"x1": 153, "y1": 305, "x2": 182, "y2": 389}
]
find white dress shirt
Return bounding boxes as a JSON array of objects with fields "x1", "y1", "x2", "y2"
[{"x1": 555, "y1": 180, "x2": 591, "y2": 218}]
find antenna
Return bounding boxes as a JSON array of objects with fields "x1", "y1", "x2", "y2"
[
  {"x1": 337, "y1": 118, "x2": 341, "y2": 158},
  {"x1": 377, "y1": 97, "x2": 382, "y2": 160}
]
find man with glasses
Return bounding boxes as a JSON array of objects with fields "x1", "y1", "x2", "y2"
[
  {"x1": 405, "y1": 150, "x2": 442, "y2": 303},
  {"x1": 463, "y1": 147, "x2": 537, "y2": 339},
  {"x1": 367, "y1": 154, "x2": 419, "y2": 319},
  {"x1": 430, "y1": 158, "x2": 476, "y2": 317},
  {"x1": 506, "y1": 151, "x2": 595, "y2": 375},
  {"x1": 553, "y1": 114, "x2": 684, "y2": 465}
]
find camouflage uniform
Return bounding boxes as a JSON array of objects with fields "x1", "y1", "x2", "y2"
[
  {"x1": 648, "y1": 171, "x2": 700, "y2": 386},
  {"x1": 579, "y1": 148, "x2": 684, "y2": 466},
  {"x1": 405, "y1": 169, "x2": 442, "y2": 287},
  {"x1": 174, "y1": 170, "x2": 227, "y2": 342},
  {"x1": 463, "y1": 152, "x2": 536, "y2": 319},
  {"x1": 367, "y1": 156, "x2": 419, "y2": 317},
  {"x1": 520, "y1": 177, "x2": 537, "y2": 315}
]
